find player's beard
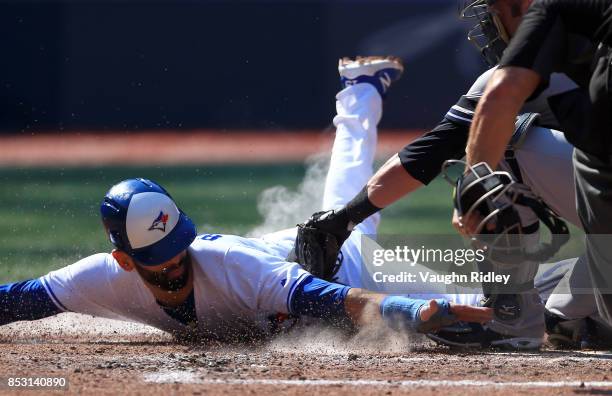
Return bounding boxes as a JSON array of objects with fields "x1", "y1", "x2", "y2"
[{"x1": 135, "y1": 253, "x2": 191, "y2": 292}]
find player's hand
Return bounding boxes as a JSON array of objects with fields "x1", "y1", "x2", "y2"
[
  {"x1": 305, "y1": 209, "x2": 352, "y2": 243},
  {"x1": 379, "y1": 295, "x2": 493, "y2": 333},
  {"x1": 420, "y1": 300, "x2": 492, "y2": 330},
  {"x1": 417, "y1": 299, "x2": 492, "y2": 333},
  {"x1": 452, "y1": 208, "x2": 479, "y2": 236},
  {"x1": 419, "y1": 300, "x2": 493, "y2": 332},
  {"x1": 452, "y1": 208, "x2": 495, "y2": 236}
]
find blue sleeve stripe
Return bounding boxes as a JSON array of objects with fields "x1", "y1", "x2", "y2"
[
  {"x1": 0, "y1": 278, "x2": 62, "y2": 325},
  {"x1": 289, "y1": 275, "x2": 351, "y2": 320},
  {"x1": 40, "y1": 278, "x2": 68, "y2": 312},
  {"x1": 286, "y1": 272, "x2": 310, "y2": 315}
]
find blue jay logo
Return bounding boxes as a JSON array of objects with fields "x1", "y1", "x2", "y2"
[{"x1": 148, "y1": 211, "x2": 169, "y2": 232}]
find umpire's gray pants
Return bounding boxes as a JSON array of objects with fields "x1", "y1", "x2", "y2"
[{"x1": 574, "y1": 149, "x2": 612, "y2": 326}]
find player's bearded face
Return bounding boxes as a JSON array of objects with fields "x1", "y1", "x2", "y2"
[{"x1": 134, "y1": 252, "x2": 191, "y2": 291}]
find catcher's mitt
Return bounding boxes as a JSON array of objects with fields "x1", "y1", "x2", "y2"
[{"x1": 293, "y1": 210, "x2": 351, "y2": 281}]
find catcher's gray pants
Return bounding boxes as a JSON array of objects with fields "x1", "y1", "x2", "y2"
[
  {"x1": 544, "y1": 256, "x2": 598, "y2": 319},
  {"x1": 477, "y1": 233, "x2": 545, "y2": 339},
  {"x1": 540, "y1": 257, "x2": 612, "y2": 334},
  {"x1": 574, "y1": 149, "x2": 612, "y2": 326}
]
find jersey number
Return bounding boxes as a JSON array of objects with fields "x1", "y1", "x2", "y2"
[{"x1": 200, "y1": 234, "x2": 222, "y2": 241}]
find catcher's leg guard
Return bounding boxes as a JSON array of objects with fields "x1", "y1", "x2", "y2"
[
  {"x1": 428, "y1": 253, "x2": 544, "y2": 351},
  {"x1": 477, "y1": 235, "x2": 545, "y2": 343}
]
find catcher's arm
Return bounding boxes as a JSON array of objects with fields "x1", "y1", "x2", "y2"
[
  {"x1": 365, "y1": 154, "x2": 423, "y2": 208},
  {"x1": 466, "y1": 67, "x2": 540, "y2": 168}
]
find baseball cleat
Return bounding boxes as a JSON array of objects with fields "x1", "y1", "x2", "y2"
[
  {"x1": 544, "y1": 310, "x2": 612, "y2": 350},
  {"x1": 426, "y1": 322, "x2": 543, "y2": 351},
  {"x1": 338, "y1": 56, "x2": 404, "y2": 98},
  {"x1": 545, "y1": 310, "x2": 589, "y2": 349}
]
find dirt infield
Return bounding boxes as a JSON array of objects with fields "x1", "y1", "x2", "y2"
[
  {"x1": 0, "y1": 130, "x2": 419, "y2": 166},
  {"x1": 1, "y1": 314, "x2": 612, "y2": 395},
  {"x1": 1, "y1": 131, "x2": 611, "y2": 395}
]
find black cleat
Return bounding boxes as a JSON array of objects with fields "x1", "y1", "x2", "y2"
[
  {"x1": 545, "y1": 310, "x2": 612, "y2": 350},
  {"x1": 545, "y1": 310, "x2": 589, "y2": 349}
]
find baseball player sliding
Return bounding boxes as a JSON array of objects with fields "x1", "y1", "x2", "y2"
[{"x1": 0, "y1": 58, "x2": 494, "y2": 341}]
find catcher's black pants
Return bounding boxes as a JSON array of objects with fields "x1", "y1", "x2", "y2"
[{"x1": 574, "y1": 149, "x2": 612, "y2": 326}]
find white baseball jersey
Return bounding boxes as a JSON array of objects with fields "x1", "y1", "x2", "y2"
[
  {"x1": 42, "y1": 233, "x2": 313, "y2": 338},
  {"x1": 41, "y1": 224, "x2": 488, "y2": 339}
]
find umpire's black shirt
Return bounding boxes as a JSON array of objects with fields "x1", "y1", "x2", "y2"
[{"x1": 499, "y1": 0, "x2": 612, "y2": 157}]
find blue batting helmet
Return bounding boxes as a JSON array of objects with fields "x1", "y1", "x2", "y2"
[{"x1": 100, "y1": 178, "x2": 197, "y2": 266}]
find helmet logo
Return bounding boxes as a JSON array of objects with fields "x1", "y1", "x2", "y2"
[{"x1": 148, "y1": 211, "x2": 169, "y2": 232}]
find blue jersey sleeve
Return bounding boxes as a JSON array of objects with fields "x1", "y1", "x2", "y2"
[
  {"x1": 289, "y1": 275, "x2": 351, "y2": 325},
  {"x1": 0, "y1": 278, "x2": 63, "y2": 326}
]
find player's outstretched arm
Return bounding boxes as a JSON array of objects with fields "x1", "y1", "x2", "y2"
[
  {"x1": 289, "y1": 276, "x2": 492, "y2": 333},
  {"x1": 345, "y1": 288, "x2": 492, "y2": 333},
  {"x1": 0, "y1": 279, "x2": 63, "y2": 326}
]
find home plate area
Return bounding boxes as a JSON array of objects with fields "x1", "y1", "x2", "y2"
[{"x1": 1, "y1": 313, "x2": 612, "y2": 395}]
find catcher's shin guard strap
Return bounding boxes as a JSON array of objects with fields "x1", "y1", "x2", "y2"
[
  {"x1": 380, "y1": 297, "x2": 455, "y2": 333},
  {"x1": 481, "y1": 278, "x2": 535, "y2": 296},
  {"x1": 509, "y1": 113, "x2": 540, "y2": 150},
  {"x1": 511, "y1": 195, "x2": 570, "y2": 262},
  {"x1": 504, "y1": 112, "x2": 541, "y2": 185}
]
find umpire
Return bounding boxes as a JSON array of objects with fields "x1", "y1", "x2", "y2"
[{"x1": 462, "y1": 0, "x2": 612, "y2": 325}]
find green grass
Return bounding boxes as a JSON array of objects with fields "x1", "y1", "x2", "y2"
[
  {"x1": 0, "y1": 164, "x2": 582, "y2": 284},
  {"x1": 0, "y1": 164, "x2": 308, "y2": 282}
]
